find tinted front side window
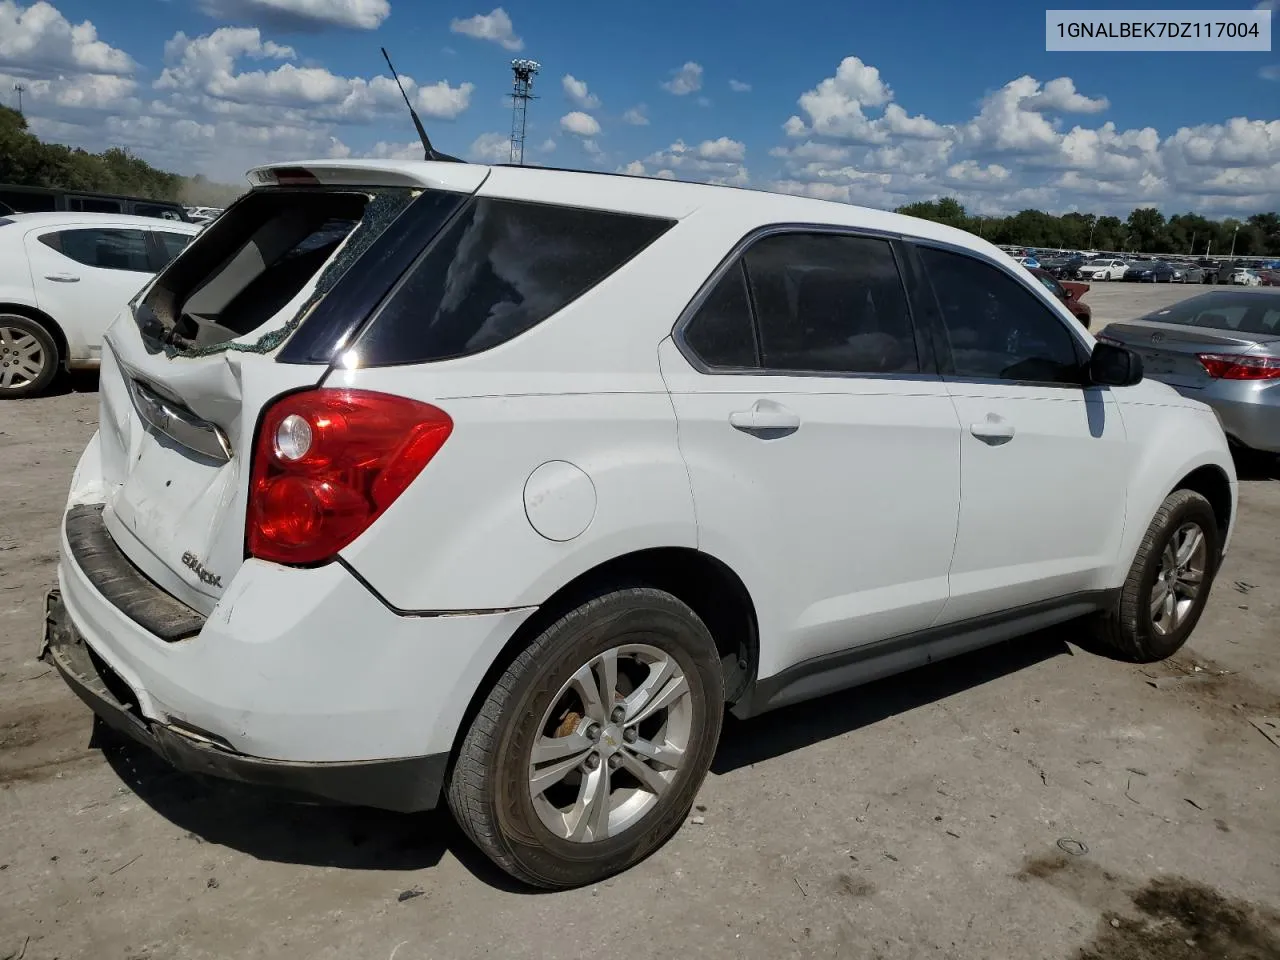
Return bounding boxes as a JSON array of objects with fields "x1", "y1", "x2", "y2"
[
  {"x1": 40, "y1": 228, "x2": 151, "y2": 272},
  {"x1": 683, "y1": 261, "x2": 757, "y2": 368},
  {"x1": 920, "y1": 246, "x2": 1081, "y2": 384},
  {"x1": 357, "y1": 198, "x2": 673, "y2": 365},
  {"x1": 135, "y1": 203, "x2": 185, "y2": 221},
  {"x1": 744, "y1": 233, "x2": 917, "y2": 374},
  {"x1": 68, "y1": 196, "x2": 124, "y2": 214}
]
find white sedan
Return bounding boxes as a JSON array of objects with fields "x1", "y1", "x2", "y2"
[
  {"x1": 1078, "y1": 258, "x2": 1128, "y2": 281},
  {"x1": 0, "y1": 212, "x2": 200, "y2": 397}
]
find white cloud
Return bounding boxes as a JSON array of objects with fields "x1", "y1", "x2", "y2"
[
  {"x1": 538, "y1": 137, "x2": 556, "y2": 153},
  {"x1": 1261, "y1": 64, "x2": 1280, "y2": 81},
  {"x1": 560, "y1": 110, "x2": 600, "y2": 137},
  {"x1": 696, "y1": 96, "x2": 711, "y2": 108},
  {"x1": 364, "y1": 139, "x2": 424, "y2": 160},
  {"x1": 696, "y1": 136, "x2": 745, "y2": 162},
  {"x1": 769, "y1": 55, "x2": 1279, "y2": 216},
  {"x1": 155, "y1": 27, "x2": 471, "y2": 120},
  {"x1": 729, "y1": 79, "x2": 751, "y2": 93},
  {"x1": 468, "y1": 131, "x2": 510, "y2": 162},
  {"x1": 449, "y1": 8, "x2": 523, "y2": 51},
  {"x1": 197, "y1": 0, "x2": 390, "y2": 30},
  {"x1": 562, "y1": 74, "x2": 600, "y2": 110},
  {"x1": 0, "y1": 69, "x2": 137, "y2": 111},
  {"x1": 0, "y1": 0, "x2": 134, "y2": 76},
  {"x1": 622, "y1": 105, "x2": 649, "y2": 125},
  {"x1": 618, "y1": 160, "x2": 646, "y2": 176},
  {"x1": 1255, "y1": 0, "x2": 1277, "y2": 10},
  {"x1": 1023, "y1": 76, "x2": 1109, "y2": 114},
  {"x1": 582, "y1": 138, "x2": 603, "y2": 159},
  {"x1": 634, "y1": 137, "x2": 749, "y2": 187},
  {"x1": 662, "y1": 61, "x2": 703, "y2": 95}
]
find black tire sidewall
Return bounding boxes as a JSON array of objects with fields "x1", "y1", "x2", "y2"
[
  {"x1": 0, "y1": 315, "x2": 58, "y2": 398},
  {"x1": 1132, "y1": 496, "x2": 1221, "y2": 659},
  {"x1": 490, "y1": 594, "x2": 723, "y2": 888}
]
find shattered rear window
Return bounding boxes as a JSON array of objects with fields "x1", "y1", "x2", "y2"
[{"x1": 137, "y1": 187, "x2": 417, "y2": 358}]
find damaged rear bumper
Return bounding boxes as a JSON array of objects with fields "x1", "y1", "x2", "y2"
[{"x1": 43, "y1": 589, "x2": 448, "y2": 812}]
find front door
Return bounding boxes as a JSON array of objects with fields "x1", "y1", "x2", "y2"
[
  {"x1": 913, "y1": 243, "x2": 1131, "y2": 623},
  {"x1": 660, "y1": 231, "x2": 963, "y2": 679}
]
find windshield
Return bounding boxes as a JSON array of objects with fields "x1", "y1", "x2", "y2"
[{"x1": 1143, "y1": 294, "x2": 1280, "y2": 335}]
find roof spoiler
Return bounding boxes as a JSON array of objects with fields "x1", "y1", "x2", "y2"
[{"x1": 381, "y1": 48, "x2": 464, "y2": 164}]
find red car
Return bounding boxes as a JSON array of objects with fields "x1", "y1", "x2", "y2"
[{"x1": 1030, "y1": 267, "x2": 1092, "y2": 328}]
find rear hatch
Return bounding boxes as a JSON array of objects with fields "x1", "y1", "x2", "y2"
[
  {"x1": 93, "y1": 161, "x2": 487, "y2": 615},
  {"x1": 1104, "y1": 320, "x2": 1276, "y2": 390}
]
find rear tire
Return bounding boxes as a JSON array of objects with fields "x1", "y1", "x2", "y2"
[
  {"x1": 447, "y1": 586, "x2": 724, "y2": 889},
  {"x1": 0, "y1": 314, "x2": 59, "y2": 398},
  {"x1": 1089, "y1": 490, "x2": 1220, "y2": 663}
]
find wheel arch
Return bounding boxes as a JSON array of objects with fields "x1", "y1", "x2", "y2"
[
  {"x1": 446, "y1": 545, "x2": 760, "y2": 763},
  {"x1": 1171, "y1": 464, "x2": 1233, "y2": 543},
  {"x1": 0, "y1": 301, "x2": 68, "y2": 367}
]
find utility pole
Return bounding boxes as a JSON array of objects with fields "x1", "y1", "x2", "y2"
[
  {"x1": 508, "y1": 59, "x2": 540, "y2": 166},
  {"x1": 1189, "y1": 232, "x2": 1195, "y2": 256},
  {"x1": 1229, "y1": 224, "x2": 1239, "y2": 260},
  {"x1": 1088, "y1": 217, "x2": 1097, "y2": 250},
  {"x1": 13, "y1": 82, "x2": 25, "y2": 115}
]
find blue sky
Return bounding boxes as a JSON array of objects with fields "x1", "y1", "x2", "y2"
[{"x1": 2, "y1": 0, "x2": 1277, "y2": 215}]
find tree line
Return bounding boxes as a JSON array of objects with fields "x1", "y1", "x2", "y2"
[
  {"x1": 0, "y1": 106, "x2": 243, "y2": 208},
  {"x1": 895, "y1": 197, "x2": 1280, "y2": 258}
]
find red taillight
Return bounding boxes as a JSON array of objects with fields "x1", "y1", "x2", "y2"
[
  {"x1": 247, "y1": 390, "x2": 452, "y2": 565},
  {"x1": 1197, "y1": 353, "x2": 1280, "y2": 381}
]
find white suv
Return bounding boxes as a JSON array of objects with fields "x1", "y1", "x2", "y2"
[
  {"x1": 45, "y1": 160, "x2": 1236, "y2": 889},
  {"x1": 0, "y1": 213, "x2": 200, "y2": 396}
]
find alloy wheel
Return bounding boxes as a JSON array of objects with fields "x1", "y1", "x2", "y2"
[
  {"x1": 1150, "y1": 521, "x2": 1208, "y2": 637},
  {"x1": 528, "y1": 643, "x2": 693, "y2": 843},
  {"x1": 0, "y1": 325, "x2": 48, "y2": 392}
]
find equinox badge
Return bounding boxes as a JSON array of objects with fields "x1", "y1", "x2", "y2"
[{"x1": 182, "y1": 552, "x2": 223, "y2": 588}]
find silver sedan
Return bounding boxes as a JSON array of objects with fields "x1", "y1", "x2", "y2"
[{"x1": 1099, "y1": 289, "x2": 1280, "y2": 454}]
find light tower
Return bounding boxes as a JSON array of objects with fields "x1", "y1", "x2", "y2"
[
  {"x1": 13, "y1": 82, "x2": 25, "y2": 115},
  {"x1": 509, "y1": 58, "x2": 540, "y2": 165}
]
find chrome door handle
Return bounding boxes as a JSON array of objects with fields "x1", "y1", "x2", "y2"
[
  {"x1": 730, "y1": 400, "x2": 801, "y2": 437},
  {"x1": 44, "y1": 273, "x2": 80, "y2": 282},
  {"x1": 970, "y1": 419, "x2": 1015, "y2": 444}
]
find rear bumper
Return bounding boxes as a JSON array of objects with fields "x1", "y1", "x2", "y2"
[
  {"x1": 52, "y1": 494, "x2": 535, "y2": 806},
  {"x1": 44, "y1": 590, "x2": 447, "y2": 811},
  {"x1": 1176, "y1": 385, "x2": 1280, "y2": 454}
]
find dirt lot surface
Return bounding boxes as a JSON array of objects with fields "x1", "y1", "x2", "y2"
[{"x1": 2, "y1": 284, "x2": 1278, "y2": 960}]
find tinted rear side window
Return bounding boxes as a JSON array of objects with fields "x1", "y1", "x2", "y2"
[
  {"x1": 744, "y1": 233, "x2": 918, "y2": 374},
  {"x1": 683, "y1": 261, "x2": 758, "y2": 368},
  {"x1": 355, "y1": 198, "x2": 674, "y2": 365},
  {"x1": 41, "y1": 228, "x2": 151, "y2": 271}
]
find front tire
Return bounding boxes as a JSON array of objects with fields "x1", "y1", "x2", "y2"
[
  {"x1": 447, "y1": 586, "x2": 725, "y2": 889},
  {"x1": 1089, "y1": 490, "x2": 1220, "y2": 662},
  {"x1": 0, "y1": 315, "x2": 59, "y2": 398}
]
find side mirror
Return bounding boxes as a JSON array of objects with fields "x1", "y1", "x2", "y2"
[{"x1": 1089, "y1": 341, "x2": 1143, "y2": 386}]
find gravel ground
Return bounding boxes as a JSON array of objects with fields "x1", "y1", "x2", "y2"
[{"x1": 2, "y1": 284, "x2": 1278, "y2": 960}]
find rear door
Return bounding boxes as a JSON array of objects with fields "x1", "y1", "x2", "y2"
[
  {"x1": 91, "y1": 166, "x2": 486, "y2": 615},
  {"x1": 25, "y1": 226, "x2": 155, "y2": 361},
  {"x1": 660, "y1": 230, "x2": 962, "y2": 678},
  {"x1": 913, "y1": 243, "x2": 1131, "y2": 621}
]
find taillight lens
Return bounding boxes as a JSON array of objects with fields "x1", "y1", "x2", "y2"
[
  {"x1": 1197, "y1": 353, "x2": 1280, "y2": 381},
  {"x1": 247, "y1": 390, "x2": 452, "y2": 565}
]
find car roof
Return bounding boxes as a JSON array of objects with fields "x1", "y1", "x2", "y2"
[
  {"x1": 248, "y1": 159, "x2": 1010, "y2": 260},
  {"x1": 1, "y1": 212, "x2": 200, "y2": 231}
]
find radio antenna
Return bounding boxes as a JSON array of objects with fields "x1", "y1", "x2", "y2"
[{"x1": 380, "y1": 47, "x2": 461, "y2": 163}]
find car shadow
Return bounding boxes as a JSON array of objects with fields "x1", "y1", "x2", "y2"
[
  {"x1": 1232, "y1": 448, "x2": 1280, "y2": 482},
  {"x1": 96, "y1": 625, "x2": 1076, "y2": 890},
  {"x1": 712, "y1": 627, "x2": 1071, "y2": 774},
  {"x1": 96, "y1": 723, "x2": 534, "y2": 893},
  {"x1": 38, "y1": 370, "x2": 100, "y2": 398}
]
